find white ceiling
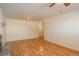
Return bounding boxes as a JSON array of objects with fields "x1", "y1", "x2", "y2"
[{"x1": 0, "y1": 3, "x2": 79, "y2": 21}]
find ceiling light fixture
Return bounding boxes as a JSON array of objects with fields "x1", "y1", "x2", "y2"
[
  {"x1": 25, "y1": 16, "x2": 32, "y2": 20},
  {"x1": 57, "y1": 3, "x2": 62, "y2": 5}
]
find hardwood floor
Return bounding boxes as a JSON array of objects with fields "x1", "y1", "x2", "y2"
[{"x1": 10, "y1": 38, "x2": 79, "y2": 56}]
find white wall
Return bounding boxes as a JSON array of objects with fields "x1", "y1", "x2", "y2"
[
  {"x1": 44, "y1": 9, "x2": 79, "y2": 52},
  {"x1": 6, "y1": 18, "x2": 39, "y2": 42}
]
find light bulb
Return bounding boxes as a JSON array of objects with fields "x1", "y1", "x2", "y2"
[{"x1": 26, "y1": 17, "x2": 30, "y2": 20}]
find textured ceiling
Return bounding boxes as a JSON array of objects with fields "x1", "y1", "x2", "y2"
[{"x1": 0, "y1": 3, "x2": 79, "y2": 21}]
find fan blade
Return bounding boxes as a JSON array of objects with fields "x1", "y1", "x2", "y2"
[
  {"x1": 64, "y1": 3, "x2": 70, "y2": 7},
  {"x1": 49, "y1": 3, "x2": 55, "y2": 7}
]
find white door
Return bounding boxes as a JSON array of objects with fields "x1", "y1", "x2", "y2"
[{"x1": 0, "y1": 8, "x2": 6, "y2": 47}]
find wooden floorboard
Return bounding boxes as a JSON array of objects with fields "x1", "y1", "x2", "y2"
[{"x1": 9, "y1": 38, "x2": 79, "y2": 56}]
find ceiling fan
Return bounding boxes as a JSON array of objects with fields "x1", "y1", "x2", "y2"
[{"x1": 49, "y1": 3, "x2": 70, "y2": 7}]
